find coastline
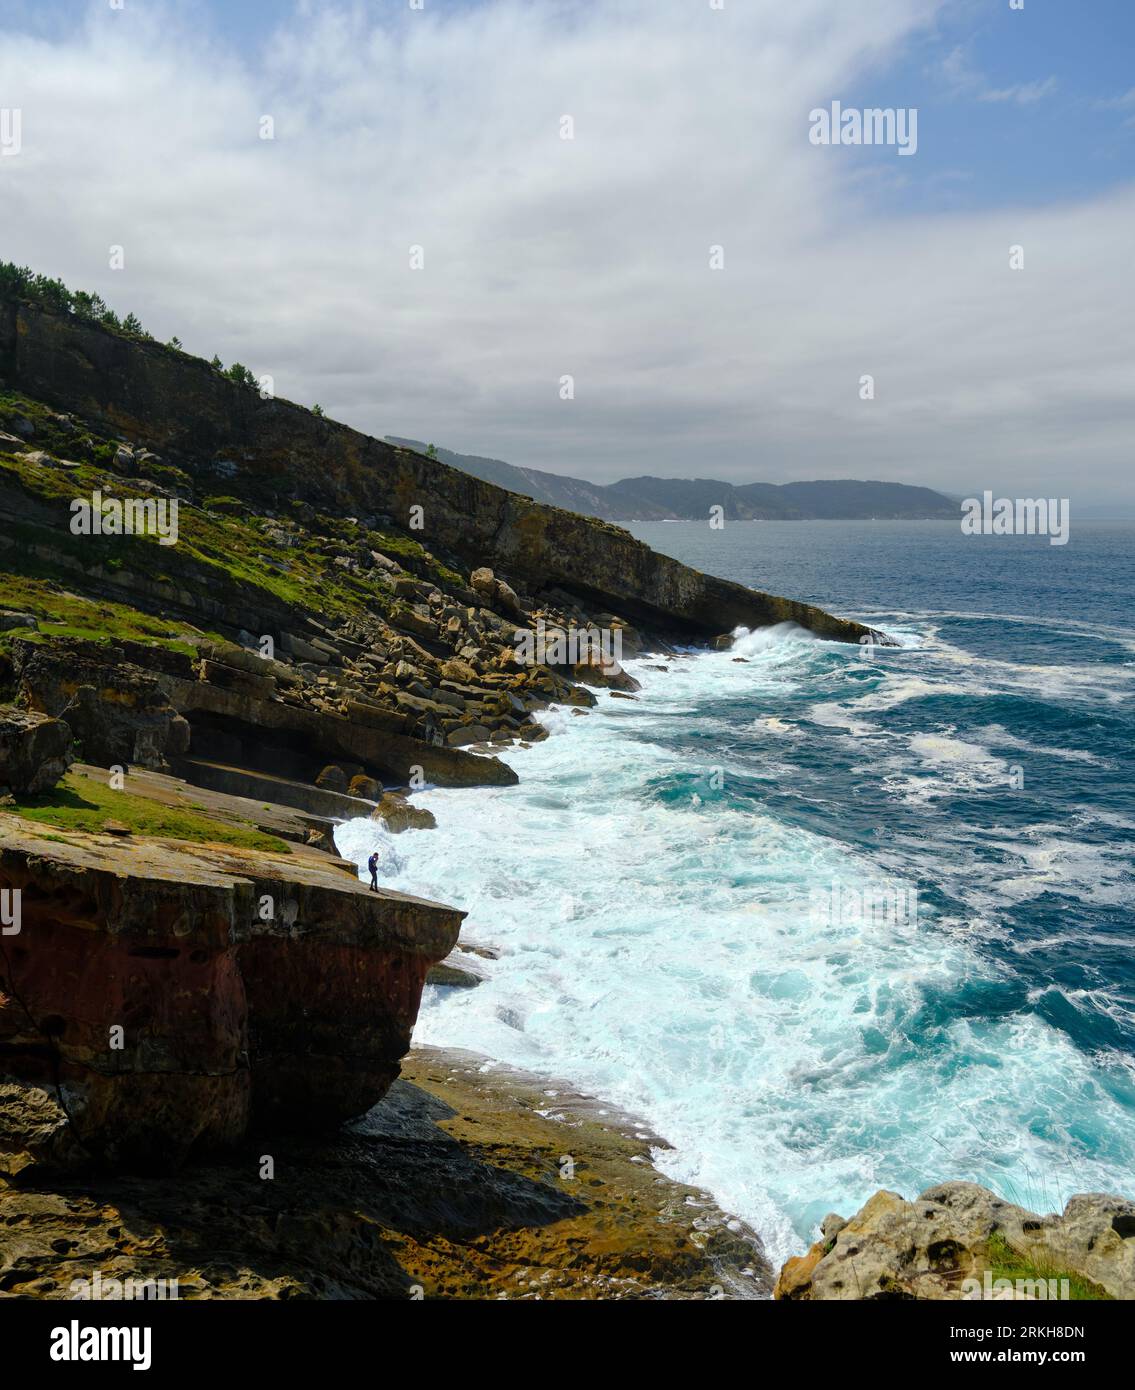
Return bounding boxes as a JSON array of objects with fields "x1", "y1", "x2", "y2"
[{"x1": 2, "y1": 297, "x2": 1132, "y2": 1304}]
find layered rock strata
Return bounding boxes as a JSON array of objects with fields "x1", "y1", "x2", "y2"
[{"x1": 0, "y1": 814, "x2": 462, "y2": 1174}]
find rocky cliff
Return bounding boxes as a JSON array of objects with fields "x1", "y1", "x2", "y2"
[
  {"x1": 0, "y1": 296, "x2": 874, "y2": 645},
  {"x1": 0, "y1": 287, "x2": 892, "y2": 1300},
  {"x1": 0, "y1": 813, "x2": 462, "y2": 1174}
]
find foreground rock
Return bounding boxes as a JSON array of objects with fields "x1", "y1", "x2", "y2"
[
  {"x1": 0, "y1": 1047, "x2": 772, "y2": 1300},
  {"x1": 775, "y1": 1181, "x2": 1135, "y2": 1300},
  {"x1": 0, "y1": 816, "x2": 461, "y2": 1173}
]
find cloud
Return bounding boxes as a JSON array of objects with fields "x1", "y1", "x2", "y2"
[
  {"x1": 1097, "y1": 87, "x2": 1135, "y2": 128},
  {"x1": 0, "y1": 0, "x2": 1131, "y2": 507},
  {"x1": 979, "y1": 75, "x2": 1058, "y2": 106},
  {"x1": 940, "y1": 45, "x2": 1057, "y2": 106}
]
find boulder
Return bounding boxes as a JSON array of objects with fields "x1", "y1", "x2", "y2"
[
  {"x1": 393, "y1": 606, "x2": 437, "y2": 641},
  {"x1": 775, "y1": 1181, "x2": 1135, "y2": 1301},
  {"x1": 0, "y1": 610, "x2": 38, "y2": 632},
  {"x1": 446, "y1": 724, "x2": 491, "y2": 748},
  {"x1": 279, "y1": 631, "x2": 331, "y2": 665},
  {"x1": 493, "y1": 578, "x2": 523, "y2": 617},
  {"x1": 426, "y1": 956, "x2": 483, "y2": 988},
  {"x1": 441, "y1": 658, "x2": 478, "y2": 684},
  {"x1": 371, "y1": 793, "x2": 437, "y2": 833},
  {"x1": 314, "y1": 763, "x2": 349, "y2": 793},
  {"x1": 347, "y1": 774, "x2": 382, "y2": 800},
  {"x1": 0, "y1": 706, "x2": 72, "y2": 794},
  {"x1": 572, "y1": 653, "x2": 641, "y2": 692},
  {"x1": 469, "y1": 566, "x2": 524, "y2": 617}
]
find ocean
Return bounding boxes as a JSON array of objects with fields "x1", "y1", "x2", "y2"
[{"x1": 336, "y1": 519, "x2": 1135, "y2": 1267}]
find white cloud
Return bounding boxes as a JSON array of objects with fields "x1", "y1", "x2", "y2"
[
  {"x1": 940, "y1": 44, "x2": 1057, "y2": 106},
  {"x1": 1097, "y1": 87, "x2": 1135, "y2": 128},
  {"x1": 0, "y1": 0, "x2": 1131, "y2": 506},
  {"x1": 980, "y1": 75, "x2": 1058, "y2": 105}
]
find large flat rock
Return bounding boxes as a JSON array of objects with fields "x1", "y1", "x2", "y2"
[{"x1": 0, "y1": 814, "x2": 463, "y2": 1172}]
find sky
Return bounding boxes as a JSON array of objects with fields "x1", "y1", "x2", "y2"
[{"x1": 0, "y1": 0, "x2": 1133, "y2": 507}]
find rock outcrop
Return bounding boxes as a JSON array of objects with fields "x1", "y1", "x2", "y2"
[
  {"x1": 775, "y1": 1181, "x2": 1135, "y2": 1301},
  {"x1": 0, "y1": 814, "x2": 462, "y2": 1174},
  {"x1": 12, "y1": 639, "x2": 189, "y2": 772},
  {"x1": 371, "y1": 792, "x2": 437, "y2": 833},
  {"x1": 11, "y1": 634, "x2": 518, "y2": 792},
  {"x1": 0, "y1": 706, "x2": 72, "y2": 794}
]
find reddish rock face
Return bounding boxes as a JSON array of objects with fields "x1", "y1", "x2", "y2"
[
  {"x1": 0, "y1": 816, "x2": 462, "y2": 1174},
  {"x1": 241, "y1": 944, "x2": 431, "y2": 1128}
]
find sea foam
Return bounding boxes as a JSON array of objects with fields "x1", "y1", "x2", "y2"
[{"x1": 337, "y1": 622, "x2": 1135, "y2": 1267}]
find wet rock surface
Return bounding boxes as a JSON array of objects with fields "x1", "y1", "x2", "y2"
[{"x1": 0, "y1": 1047, "x2": 772, "y2": 1300}]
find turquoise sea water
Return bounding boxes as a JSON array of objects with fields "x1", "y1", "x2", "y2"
[{"x1": 338, "y1": 519, "x2": 1135, "y2": 1264}]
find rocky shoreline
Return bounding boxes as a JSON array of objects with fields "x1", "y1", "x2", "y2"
[
  {"x1": 1, "y1": 288, "x2": 1132, "y2": 1301},
  {"x1": 1, "y1": 1045, "x2": 771, "y2": 1300}
]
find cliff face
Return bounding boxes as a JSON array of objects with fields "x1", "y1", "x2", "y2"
[
  {"x1": 0, "y1": 298, "x2": 873, "y2": 644},
  {"x1": 0, "y1": 814, "x2": 462, "y2": 1173}
]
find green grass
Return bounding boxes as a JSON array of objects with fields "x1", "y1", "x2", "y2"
[
  {"x1": 0, "y1": 386, "x2": 467, "y2": 644},
  {"x1": 9, "y1": 769, "x2": 290, "y2": 853},
  {"x1": 0, "y1": 568, "x2": 213, "y2": 656},
  {"x1": 0, "y1": 440, "x2": 398, "y2": 629},
  {"x1": 983, "y1": 1232, "x2": 1112, "y2": 1301}
]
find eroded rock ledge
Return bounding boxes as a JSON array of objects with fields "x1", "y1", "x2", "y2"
[
  {"x1": 775, "y1": 1181, "x2": 1135, "y2": 1301},
  {"x1": 0, "y1": 815, "x2": 462, "y2": 1174}
]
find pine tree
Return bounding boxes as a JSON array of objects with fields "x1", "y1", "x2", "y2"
[{"x1": 72, "y1": 290, "x2": 108, "y2": 320}]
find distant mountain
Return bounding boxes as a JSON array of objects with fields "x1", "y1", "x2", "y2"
[{"x1": 386, "y1": 438, "x2": 958, "y2": 522}]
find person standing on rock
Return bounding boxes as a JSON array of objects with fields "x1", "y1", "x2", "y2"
[{"x1": 367, "y1": 851, "x2": 380, "y2": 892}]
